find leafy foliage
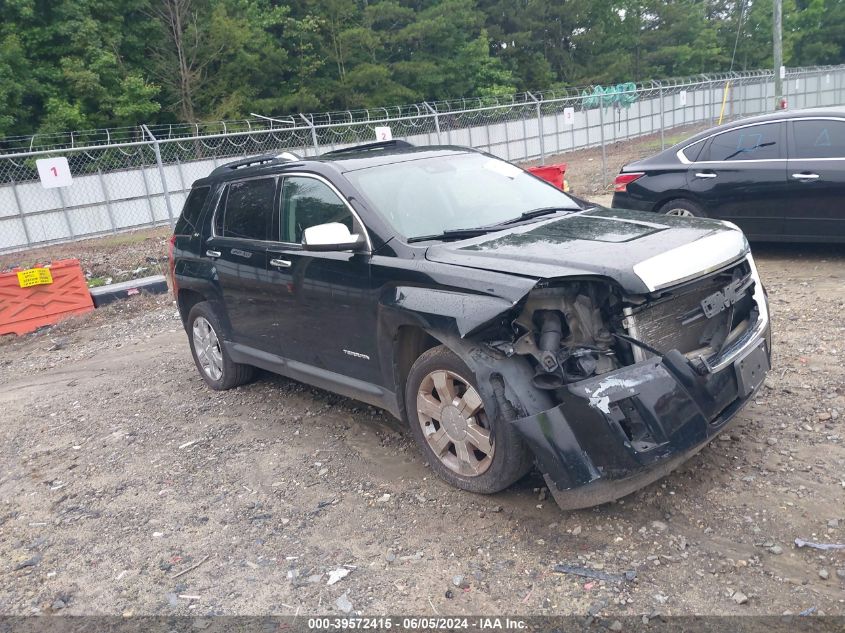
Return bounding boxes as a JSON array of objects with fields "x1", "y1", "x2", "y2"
[{"x1": 0, "y1": 0, "x2": 842, "y2": 136}]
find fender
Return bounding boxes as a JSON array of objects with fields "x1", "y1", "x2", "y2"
[{"x1": 174, "y1": 259, "x2": 229, "y2": 332}]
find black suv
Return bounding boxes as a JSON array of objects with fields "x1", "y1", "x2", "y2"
[{"x1": 170, "y1": 141, "x2": 771, "y2": 510}]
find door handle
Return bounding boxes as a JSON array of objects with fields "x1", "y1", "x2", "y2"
[
  {"x1": 206, "y1": 249, "x2": 221, "y2": 258},
  {"x1": 694, "y1": 172, "x2": 717, "y2": 179},
  {"x1": 791, "y1": 173, "x2": 820, "y2": 180},
  {"x1": 270, "y1": 258, "x2": 292, "y2": 268}
]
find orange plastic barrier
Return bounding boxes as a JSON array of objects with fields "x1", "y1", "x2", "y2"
[
  {"x1": 0, "y1": 259, "x2": 94, "y2": 336},
  {"x1": 528, "y1": 163, "x2": 568, "y2": 190}
]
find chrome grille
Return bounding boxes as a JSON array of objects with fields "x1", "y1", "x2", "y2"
[{"x1": 625, "y1": 263, "x2": 754, "y2": 361}]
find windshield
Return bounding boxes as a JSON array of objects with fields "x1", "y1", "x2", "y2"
[{"x1": 343, "y1": 153, "x2": 579, "y2": 240}]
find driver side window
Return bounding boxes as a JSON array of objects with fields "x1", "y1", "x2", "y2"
[{"x1": 280, "y1": 176, "x2": 354, "y2": 243}]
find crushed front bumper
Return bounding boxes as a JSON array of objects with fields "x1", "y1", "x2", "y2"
[{"x1": 511, "y1": 326, "x2": 771, "y2": 510}]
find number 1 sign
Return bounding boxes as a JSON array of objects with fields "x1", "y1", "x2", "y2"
[{"x1": 36, "y1": 157, "x2": 73, "y2": 189}]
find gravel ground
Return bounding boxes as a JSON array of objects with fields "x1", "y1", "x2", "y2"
[{"x1": 1, "y1": 134, "x2": 843, "y2": 618}]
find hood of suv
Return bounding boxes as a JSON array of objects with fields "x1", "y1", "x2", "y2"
[{"x1": 425, "y1": 207, "x2": 748, "y2": 294}]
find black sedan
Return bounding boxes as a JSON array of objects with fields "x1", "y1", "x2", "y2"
[{"x1": 611, "y1": 108, "x2": 845, "y2": 242}]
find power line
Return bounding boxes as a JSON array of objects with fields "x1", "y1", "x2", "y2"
[{"x1": 729, "y1": 0, "x2": 746, "y2": 73}]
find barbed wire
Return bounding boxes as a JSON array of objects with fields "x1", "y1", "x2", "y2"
[{"x1": 3, "y1": 65, "x2": 841, "y2": 156}]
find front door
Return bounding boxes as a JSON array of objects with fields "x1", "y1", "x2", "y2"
[
  {"x1": 264, "y1": 174, "x2": 381, "y2": 385},
  {"x1": 686, "y1": 121, "x2": 788, "y2": 239},
  {"x1": 784, "y1": 118, "x2": 845, "y2": 240},
  {"x1": 205, "y1": 176, "x2": 278, "y2": 348}
]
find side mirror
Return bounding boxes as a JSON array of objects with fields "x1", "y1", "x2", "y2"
[{"x1": 301, "y1": 222, "x2": 366, "y2": 252}]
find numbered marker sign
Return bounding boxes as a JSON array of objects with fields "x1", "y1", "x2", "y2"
[
  {"x1": 374, "y1": 126, "x2": 393, "y2": 141},
  {"x1": 679, "y1": 91, "x2": 687, "y2": 106},
  {"x1": 563, "y1": 107, "x2": 575, "y2": 126},
  {"x1": 36, "y1": 157, "x2": 73, "y2": 189},
  {"x1": 779, "y1": 66, "x2": 786, "y2": 79}
]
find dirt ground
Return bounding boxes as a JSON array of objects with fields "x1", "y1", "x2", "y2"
[
  {"x1": 527, "y1": 123, "x2": 712, "y2": 198},
  {"x1": 0, "y1": 227, "x2": 171, "y2": 286},
  {"x1": 1, "y1": 138, "x2": 844, "y2": 619}
]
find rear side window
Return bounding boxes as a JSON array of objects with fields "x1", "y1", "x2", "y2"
[
  {"x1": 219, "y1": 178, "x2": 277, "y2": 240},
  {"x1": 704, "y1": 123, "x2": 783, "y2": 161},
  {"x1": 681, "y1": 140, "x2": 705, "y2": 162},
  {"x1": 174, "y1": 186, "x2": 210, "y2": 235},
  {"x1": 792, "y1": 119, "x2": 845, "y2": 159}
]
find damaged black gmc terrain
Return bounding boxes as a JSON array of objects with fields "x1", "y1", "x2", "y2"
[{"x1": 170, "y1": 140, "x2": 771, "y2": 510}]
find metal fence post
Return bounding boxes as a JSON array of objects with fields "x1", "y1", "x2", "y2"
[
  {"x1": 484, "y1": 120, "x2": 492, "y2": 153},
  {"x1": 658, "y1": 83, "x2": 665, "y2": 150},
  {"x1": 423, "y1": 102, "x2": 442, "y2": 144},
  {"x1": 521, "y1": 107, "x2": 530, "y2": 160},
  {"x1": 527, "y1": 92, "x2": 545, "y2": 164},
  {"x1": 598, "y1": 105, "x2": 607, "y2": 190},
  {"x1": 503, "y1": 111, "x2": 511, "y2": 161},
  {"x1": 142, "y1": 125, "x2": 176, "y2": 227},
  {"x1": 97, "y1": 169, "x2": 117, "y2": 234},
  {"x1": 299, "y1": 114, "x2": 321, "y2": 154},
  {"x1": 140, "y1": 164, "x2": 157, "y2": 225},
  {"x1": 10, "y1": 180, "x2": 32, "y2": 246}
]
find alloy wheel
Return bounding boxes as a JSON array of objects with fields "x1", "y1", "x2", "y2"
[
  {"x1": 416, "y1": 369, "x2": 494, "y2": 476},
  {"x1": 192, "y1": 316, "x2": 224, "y2": 381},
  {"x1": 665, "y1": 208, "x2": 695, "y2": 217}
]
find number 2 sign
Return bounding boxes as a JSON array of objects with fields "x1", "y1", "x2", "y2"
[
  {"x1": 36, "y1": 157, "x2": 73, "y2": 189},
  {"x1": 374, "y1": 126, "x2": 393, "y2": 141}
]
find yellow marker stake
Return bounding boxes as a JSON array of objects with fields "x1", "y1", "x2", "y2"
[{"x1": 718, "y1": 81, "x2": 732, "y2": 125}]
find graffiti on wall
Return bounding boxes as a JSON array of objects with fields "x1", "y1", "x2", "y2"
[{"x1": 581, "y1": 83, "x2": 638, "y2": 110}]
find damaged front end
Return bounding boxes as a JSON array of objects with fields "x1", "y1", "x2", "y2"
[{"x1": 476, "y1": 253, "x2": 771, "y2": 510}]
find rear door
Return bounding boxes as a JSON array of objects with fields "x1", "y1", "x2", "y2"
[
  {"x1": 205, "y1": 176, "x2": 278, "y2": 347},
  {"x1": 686, "y1": 121, "x2": 788, "y2": 238},
  {"x1": 785, "y1": 117, "x2": 845, "y2": 240}
]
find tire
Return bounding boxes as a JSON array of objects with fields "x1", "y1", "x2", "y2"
[
  {"x1": 187, "y1": 302, "x2": 254, "y2": 390},
  {"x1": 658, "y1": 198, "x2": 706, "y2": 218},
  {"x1": 405, "y1": 345, "x2": 532, "y2": 494}
]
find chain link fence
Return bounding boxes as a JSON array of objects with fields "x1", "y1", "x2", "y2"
[{"x1": 2, "y1": 65, "x2": 844, "y2": 253}]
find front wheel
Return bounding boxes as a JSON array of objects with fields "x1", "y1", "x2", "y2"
[
  {"x1": 405, "y1": 346, "x2": 532, "y2": 494},
  {"x1": 658, "y1": 198, "x2": 706, "y2": 218}
]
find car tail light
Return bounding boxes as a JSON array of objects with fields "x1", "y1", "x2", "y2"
[
  {"x1": 614, "y1": 172, "x2": 645, "y2": 193},
  {"x1": 168, "y1": 234, "x2": 178, "y2": 297}
]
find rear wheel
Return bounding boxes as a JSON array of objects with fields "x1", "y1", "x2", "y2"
[
  {"x1": 658, "y1": 198, "x2": 706, "y2": 218},
  {"x1": 187, "y1": 302, "x2": 254, "y2": 390},
  {"x1": 405, "y1": 346, "x2": 532, "y2": 494}
]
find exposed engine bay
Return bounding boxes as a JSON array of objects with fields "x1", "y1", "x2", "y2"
[{"x1": 489, "y1": 258, "x2": 759, "y2": 394}]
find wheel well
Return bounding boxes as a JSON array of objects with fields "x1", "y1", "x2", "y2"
[
  {"x1": 177, "y1": 288, "x2": 206, "y2": 325},
  {"x1": 653, "y1": 195, "x2": 699, "y2": 213},
  {"x1": 394, "y1": 326, "x2": 440, "y2": 422}
]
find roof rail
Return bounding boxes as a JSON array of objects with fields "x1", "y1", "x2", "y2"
[
  {"x1": 321, "y1": 139, "x2": 414, "y2": 156},
  {"x1": 214, "y1": 154, "x2": 279, "y2": 172},
  {"x1": 210, "y1": 152, "x2": 300, "y2": 177}
]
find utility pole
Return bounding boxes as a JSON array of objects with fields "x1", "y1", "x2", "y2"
[{"x1": 773, "y1": 0, "x2": 783, "y2": 110}]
